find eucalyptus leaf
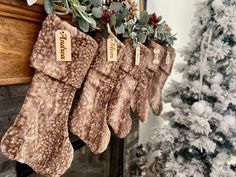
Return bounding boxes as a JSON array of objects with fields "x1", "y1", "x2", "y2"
[
  {"x1": 89, "y1": 18, "x2": 97, "y2": 28},
  {"x1": 154, "y1": 29, "x2": 158, "y2": 38},
  {"x1": 78, "y1": 18, "x2": 90, "y2": 32},
  {"x1": 141, "y1": 26, "x2": 148, "y2": 32},
  {"x1": 44, "y1": 0, "x2": 54, "y2": 14},
  {"x1": 74, "y1": 5, "x2": 87, "y2": 12},
  {"x1": 116, "y1": 13, "x2": 123, "y2": 26},
  {"x1": 109, "y1": 2, "x2": 122, "y2": 11},
  {"x1": 166, "y1": 38, "x2": 171, "y2": 46},
  {"x1": 92, "y1": 7, "x2": 103, "y2": 18},
  {"x1": 123, "y1": 1, "x2": 130, "y2": 9},
  {"x1": 116, "y1": 24, "x2": 125, "y2": 34},
  {"x1": 79, "y1": 11, "x2": 97, "y2": 27},
  {"x1": 127, "y1": 19, "x2": 136, "y2": 26},
  {"x1": 109, "y1": 14, "x2": 117, "y2": 27},
  {"x1": 27, "y1": 0, "x2": 37, "y2": 6},
  {"x1": 140, "y1": 10, "x2": 149, "y2": 25},
  {"x1": 90, "y1": 0, "x2": 101, "y2": 6},
  {"x1": 137, "y1": 33, "x2": 147, "y2": 43},
  {"x1": 131, "y1": 32, "x2": 137, "y2": 38},
  {"x1": 160, "y1": 33, "x2": 164, "y2": 40},
  {"x1": 121, "y1": 8, "x2": 129, "y2": 18}
]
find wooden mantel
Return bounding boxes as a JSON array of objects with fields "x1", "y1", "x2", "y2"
[{"x1": 0, "y1": 0, "x2": 47, "y2": 85}]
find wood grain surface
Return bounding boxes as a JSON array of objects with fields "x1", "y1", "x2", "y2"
[{"x1": 0, "y1": 0, "x2": 46, "y2": 85}]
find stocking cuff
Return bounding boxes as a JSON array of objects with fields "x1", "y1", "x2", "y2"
[
  {"x1": 120, "y1": 39, "x2": 150, "y2": 73},
  {"x1": 30, "y1": 14, "x2": 98, "y2": 88},
  {"x1": 160, "y1": 47, "x2": 176, "y2": 74},
  {"x1": 91, "y1": 34, "x2": 125, "y2": 77},
  {"x1": 146, "y1": 41, "x2": 165, "y2": 72}
]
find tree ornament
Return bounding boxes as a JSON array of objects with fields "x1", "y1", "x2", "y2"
[
  {"x1": 218, "y1": 137, "x2": 223, "y2": 142},
  {"x1": 211, "y1": 73, "x2": 224, "y2": 85},
  {"x1": 192, "y1": 80, "x2": 200, "y2": 88},
  {"x1": 176, "y1": 155, "x2": 184, "y2": 164},
  {"x1": 202, "y1": 85, "x2": 210, "y2": 92},
  {"x1": 211, "y1": 83, "x2": 221, "y2": 92},
  {"x1": 224, "y1": 115, "x2": 236, "y2": 126},
  {"x1": 211, "y1": 0, "x2": 224, "y2": 10},
  {"x1": 205, "y1": 106, "x2": 213, "y2": 114},
  {"x1": 189, "y1": 148, "x2": 193, "y2": 153},
  {"x1": 200, "y1": 100, "x2": 208, "y2": 106},
  {"x1": 191, "y1": 101, "x2": 205, "y2": 115},
  {"x1": 171, "y1": 97, "x2": 182, "y2": 108}
]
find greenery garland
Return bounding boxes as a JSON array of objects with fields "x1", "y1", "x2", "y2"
[{"x1": 28, "y1": 0, "x2": 176, "y2": 46}]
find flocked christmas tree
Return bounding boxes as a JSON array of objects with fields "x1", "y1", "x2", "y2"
[{"x1": 137, "y1": 0, "x2": 236, "y2": 176}]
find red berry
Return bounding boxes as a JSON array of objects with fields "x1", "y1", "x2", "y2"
[
  {"x1": 148, "y1": 18, "x2": 154, "y2": 25},
  {"x1": 153, "y1": 13, "x2": 157, "y2": 19},
  {"x1": 153, "y1": 24, "x2": 158, "y2": 29},
  {"x1": 102, "y1": 9, "x2": 111, "y2": 23}
]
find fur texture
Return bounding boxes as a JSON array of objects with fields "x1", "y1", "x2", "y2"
[
  {"x1": 148, "y1": 44, "x2": 176, "y2": 116},
  {"x1": 129, "y1": 43, "x2": 153, "y2": 122},
  {"x1": 1, "y1": 14, "x2": 98, "y2": 177},
  {"x1": 106, "y1": 39, "x2": 137, "y2": 138},
  {"x1": 69, "y1": 35, "x2": 126, "y2": 154},
  {"x1": 107, "y1": 39, "x2": 154, "y2": 137}
]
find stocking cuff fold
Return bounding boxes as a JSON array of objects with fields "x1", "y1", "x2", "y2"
[
  {"x1": 126, "y1": 42, "x2": 152, "y2": 81},
  {"x1": 119, "y1": 39, "x2": 151, "y2": 73},
  {"x1": 160, "y1": 47, "x2": 176, "y2": 74},
  {"x1": 30, "y1": 14, "x2": 98, "y2": 89},
  {"x1": 91, "y1": 34, "x2": 125, "y2": 78},
  {"x1": 146, "y1": 41, "x2": 165, "y2": 72}
]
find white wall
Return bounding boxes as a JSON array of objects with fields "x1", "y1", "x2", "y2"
[{"x1": 139, "y1": 0, "x2": 197, "y2": 144}]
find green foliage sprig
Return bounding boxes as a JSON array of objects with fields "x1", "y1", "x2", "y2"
[{"x1": 30, "y1": 0, "x2": 176, "y2": 46}]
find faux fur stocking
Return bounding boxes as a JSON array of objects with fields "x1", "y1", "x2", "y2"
[
  {"x1": 107, "y1": 40, "x2": 153, "y2": 139},
  {"x1": 129, "y1": 43, "x2": 156, "y2": 122},
  {"x1": 1, "y1": 14, "x2": 98, "y2": 177},
  {"x1": 69, "y1": 35, "x2": 126, "y2": 154},
  {"x1": 148, "y1": 44, "x2": 176, "y2": 116},
  {"x1": 106, "y1": 39, "x2": 137, "y2": 138}
]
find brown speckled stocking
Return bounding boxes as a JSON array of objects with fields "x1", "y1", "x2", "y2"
[
  {"x1": 107, "y1": 40, "x2": 152, "y2": 139},
  {"x1": 106, "y1": 39, "x2": 137, "y2": 138},
  {"x1": 129, "y1": 43, "x2": 155, "y2": 122},
  {"x1": 69, "y1": 35, "x2": 126, "y2": 154},
  {"x1": 0, "y1": 14, "x2": 98, "y2": 177},
  {"x1": 148, "y1": 44, "x2": 176, "y2": 116}
]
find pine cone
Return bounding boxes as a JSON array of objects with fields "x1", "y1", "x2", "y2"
[
  {"x1": 104, "y1": 0, "x2": 126, "y2": 6},
  {"x1": 164, "y1": 24, "x2": 172, "y2": 33},
  {"x1": 128, "y1": 0, "x2": 138, "y2": 19}
]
